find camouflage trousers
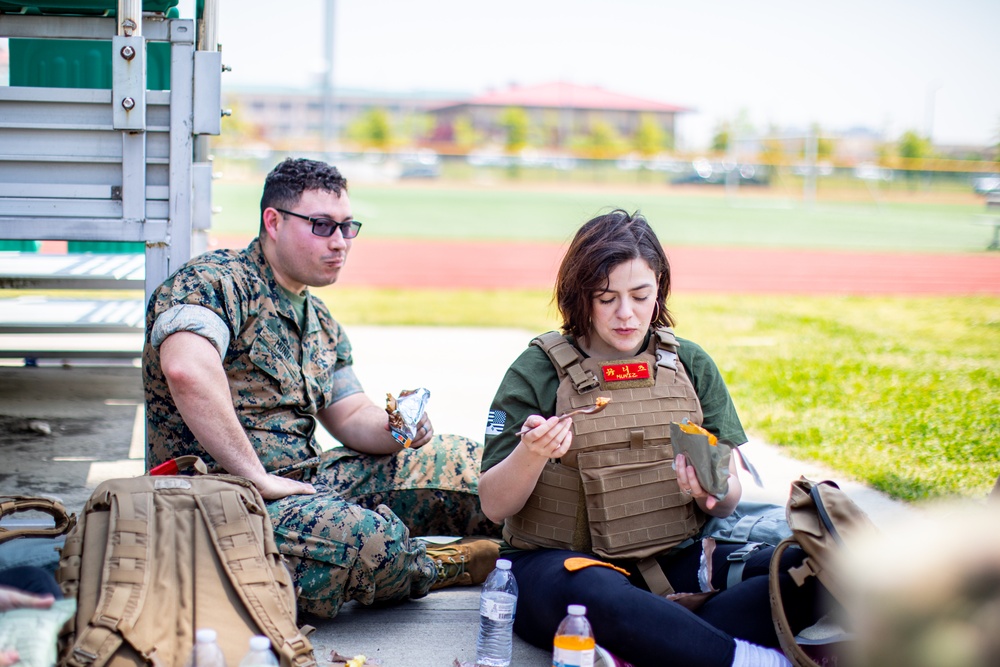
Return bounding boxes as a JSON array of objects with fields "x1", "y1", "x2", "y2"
[{"x1": 266, "y1": 434, "x2": 500, "y2": 618}]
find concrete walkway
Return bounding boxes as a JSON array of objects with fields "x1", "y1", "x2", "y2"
[{"x1": 0, "y1": 326, "x2": 912, "y2": 667}]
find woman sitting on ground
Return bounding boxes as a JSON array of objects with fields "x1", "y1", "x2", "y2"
[{"x1": 478, "y1": 209, "x2": 826, "y2": 667}]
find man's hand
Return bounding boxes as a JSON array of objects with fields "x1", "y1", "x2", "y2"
[
  {"x1": 386, "y1": 412, "x2": 434, "y2": 449},
  {"x1": 252, "y1": 474, "x2": 316, "y2": 501},
  {"x1": 0, "y1": 585, "x2": 54, "y2": 613},
  {"x1": 0, "y1": 585, "x2": 57, "y2": 666}
]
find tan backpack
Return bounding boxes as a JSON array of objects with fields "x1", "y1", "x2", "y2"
[
  {"x1": 56, "y1": 458, "x2": 316, "y2": 667},
  {"x1": 769, "y1": 477, "x2": 877, "y2": 667}
]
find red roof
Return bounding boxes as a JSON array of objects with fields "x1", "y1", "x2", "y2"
[{"x1": 439, "y1": 81, "x2": 690, "y2": 113}]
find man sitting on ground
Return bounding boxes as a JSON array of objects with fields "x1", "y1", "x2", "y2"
[{"x1": 143, "y1": 158, "x2": 499, "y2": 617}]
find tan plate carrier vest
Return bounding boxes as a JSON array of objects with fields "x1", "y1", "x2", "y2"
[{"x1": 503, "y1": 328, "x2": 707, "y2": 582}]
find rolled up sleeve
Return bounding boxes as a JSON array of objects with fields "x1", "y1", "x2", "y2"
[{"x1": 150, "y1": 303, "x2": 231, "y2": 359}]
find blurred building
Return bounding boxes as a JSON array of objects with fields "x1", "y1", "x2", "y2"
[
  {"x1": 428, "y1": 81, "x2": 690, "y2": 150},
  {"x1": 220, "y1": 81, "x2": 690, "y2": 153},
  {"x1": 220, "y1": 84, "x2": 462, "y2": 150}
]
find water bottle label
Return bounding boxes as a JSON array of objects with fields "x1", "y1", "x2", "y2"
[
  {"x1": 480, "y1": 597, "x2": 516, "y2": 622},
  {"x1": 552, "y1": 647, "x2": 595, "y2": 667}
]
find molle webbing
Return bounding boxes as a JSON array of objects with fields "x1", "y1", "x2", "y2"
[{"x1": 506, "y1": 329, "x2": 706, "y2": 563}]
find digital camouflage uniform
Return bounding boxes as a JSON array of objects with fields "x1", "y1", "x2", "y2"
[{"x1": 143, "y1": 239, "x2": 498, "y2": 617}]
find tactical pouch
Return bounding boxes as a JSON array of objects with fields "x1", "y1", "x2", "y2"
[{"x1": 579, "y1": 440, "x2": 702, "y2": 561}]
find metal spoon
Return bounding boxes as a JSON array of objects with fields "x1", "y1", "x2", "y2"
[{"x1": 516, "y1": 397, "x2": 611, "y2": 436}]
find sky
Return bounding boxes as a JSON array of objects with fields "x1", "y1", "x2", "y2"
[{"x1": 194, "y1": 0, "x2": 999, "y2": 151}]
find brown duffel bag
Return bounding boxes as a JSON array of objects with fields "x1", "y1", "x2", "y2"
[
  {"x1": 769, "y1": 477, "x2": 877, "y2": 667},
  {"x1": 56, "y1": 458, "x2": 315, "y2": 667}
]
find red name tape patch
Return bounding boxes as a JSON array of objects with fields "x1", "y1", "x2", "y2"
[{"x1": 602, "y1": 362, "x2": 651, "y2": 382}]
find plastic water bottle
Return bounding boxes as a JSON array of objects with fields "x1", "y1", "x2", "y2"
[
  {"x1": 238, "y1": 636, "x2": 278, "y2": 667},
  {"x1": 184, "y1": 628, "x2": 227, "y2": 667},
  {"x1": 552, "y1": 604, "x2": 595, "y2": 667},
  {"x1": 475, "y1": 558, "x2": 518, "y2": 667}
]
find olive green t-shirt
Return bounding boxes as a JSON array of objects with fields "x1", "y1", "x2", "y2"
[
  {"x1": 278, "y1": 284, "x2": 307, "y2": 330},
  {"x1": 481, "y1": 332, "x2": 747, "y2": 473}
]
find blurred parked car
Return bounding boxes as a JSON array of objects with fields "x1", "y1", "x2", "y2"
[
  {"x1": 670, "y1": 159, "x2": 769, "y2": 186},
  {"x1": 854, "y1": 163, "x2": 894, "y2": 182},
  {"x1": 973, "y1": 175, "x2": 1000, "y2": 195},
  {"x1": 399, "y1": 150, "x2": 441, "y2": 179}
]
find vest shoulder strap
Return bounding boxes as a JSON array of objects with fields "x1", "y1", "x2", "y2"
[
  {"x1": 654, "y1": 327, "x2": 678, "y2": 351},
  {"x1": 531, "y1": 331, "x2": 599, "y2": 393}
]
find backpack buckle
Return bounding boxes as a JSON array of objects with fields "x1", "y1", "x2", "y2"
[
  {"x1": 726, "y1": 542, "x2": 764, "y2": 589},
  {"x1": 93, "y1": 613, "x2": 120, "y2": 631},
  {"x1": 71, "y1": 648, "x2": 99, "y2": 666},
  {"x1": 727, "y1": 542, "x2": 764, "y2": 563}
]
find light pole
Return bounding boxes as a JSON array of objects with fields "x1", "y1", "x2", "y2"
[
  {"x1": 924, "y1": 81, "x2": 942, "y2": 144},
  {"x1": 323, "y1": 0, "x2": 337, "y2": 156}
]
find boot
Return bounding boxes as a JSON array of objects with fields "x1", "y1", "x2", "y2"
[{"x1": 424, "y1": 537, "x2": 501, "y2": 590}]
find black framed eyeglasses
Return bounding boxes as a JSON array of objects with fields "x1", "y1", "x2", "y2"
[{"x1": 274, "y1": 208, "x2": 362, "y2": 239}]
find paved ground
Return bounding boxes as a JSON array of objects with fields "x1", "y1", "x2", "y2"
[{"x1": 0, "y1": 326, "x2": 913, "y2": 667}]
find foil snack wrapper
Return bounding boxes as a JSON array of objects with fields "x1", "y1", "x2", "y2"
[
  {"x1": 385, "y1": 388, "x2": 431, "y2": 448},
  {"x1": 670, "y1": 420, "x2": 733, "y2": 501}
]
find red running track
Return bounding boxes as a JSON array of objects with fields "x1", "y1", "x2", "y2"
[{"x1": 214, "y1": 237, "x2": 1000, "y2": 295}]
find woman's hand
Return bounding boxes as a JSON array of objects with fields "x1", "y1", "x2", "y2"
[
  {"x1": 675, "y1": 453, "x2": 741, "y2": 517},
  {"x1": 675, "y1": 452, "x2": 719, "y2": 510},
  {"x1": 519, "y1": 415, "x2": 573, "y2": 460}
]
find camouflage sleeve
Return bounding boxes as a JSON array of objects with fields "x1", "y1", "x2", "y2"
[{"x1": 150, "y1": 303, "x2": 231, "y2": 357}]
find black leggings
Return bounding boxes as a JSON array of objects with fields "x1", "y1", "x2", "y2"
[
  {"x1": 507, "y1": 542, "x2": 822, "y2": 667},
  {"x1": 0, "y1": 565, "x2": 62, "y2": 597}
]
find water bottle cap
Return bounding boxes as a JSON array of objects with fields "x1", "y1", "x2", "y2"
[
  {"x1": 496, "y1": 558, "x2": 512, "y2": 570},
  {"x1": 195, "y1": 629, "x2": 217, "y2": 643},
  {"x1": 249, "y1": 636, "x2": 271, "y2": 651},
  {"x1": 568, "y1": 604, "x2": 587, "y2": 616}
]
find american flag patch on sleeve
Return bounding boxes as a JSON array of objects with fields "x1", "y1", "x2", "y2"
[{"x1": 485, "y1": 409, "x2": 507, "y2": 436}]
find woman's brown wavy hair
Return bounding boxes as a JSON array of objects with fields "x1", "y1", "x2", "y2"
[{"x1": 555, "y1": 209, "x2": 673, "y2": 343}]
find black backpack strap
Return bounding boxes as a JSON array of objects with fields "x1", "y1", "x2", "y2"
[
  {"x1": 809, "y1": 482, "x2": 845, "y2": 546},
  {"x1": 531, "y1": 331, "x2": 600, "y2": 393}
]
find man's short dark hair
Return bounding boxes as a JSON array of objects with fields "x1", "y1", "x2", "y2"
[{"x1": 259, "y1": 158, "x2": 348, "y2": 231}]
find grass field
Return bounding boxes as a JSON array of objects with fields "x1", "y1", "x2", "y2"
[
  {"x1": 312, "y1": 286, "x2": 1000, "y2": 503},
  {"x1": 214, "y1": 172, "x2": 999, "y2": 501}
]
